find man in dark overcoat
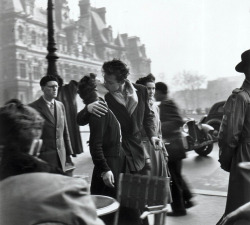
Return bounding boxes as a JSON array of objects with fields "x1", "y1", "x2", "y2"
[
  {"x1": 155, "y1": 82, "x2": 193, "y2": 216},
  {"x1": 29, "y1": 76, "x2": 74, "y2": 172},
  {"x1": 218, "y1": 49, "x2": 250, "y2": 220},
  {"x1": 57, "y1": 80, "x2": 84, "y2": 155}
]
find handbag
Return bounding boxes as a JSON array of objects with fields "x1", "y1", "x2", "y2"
[{"x1": 164, "y1": 134, "x2": 186, "y2": 161}]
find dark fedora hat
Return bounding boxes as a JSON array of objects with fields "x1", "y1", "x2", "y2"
[{"x1": 235, "y1": 49, "x2": 250, "y2": 73}]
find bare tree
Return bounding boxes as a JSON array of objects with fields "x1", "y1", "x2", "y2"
[{"x1": 173, "y1": 70, "x2": 206, "y2": 110}]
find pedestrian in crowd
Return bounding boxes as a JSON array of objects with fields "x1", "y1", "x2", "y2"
[
  {"x1": 136, "y1": 74, "x2": 172, "y2": 225},
  {"x1": 29, "y1": 75, "x2": 74, "y2": 172},
  {"x1": 0, "y1": 99, "x2": 65, "y2": 180},
  {"x1": 0, "y1": 101, "x2": 104, "y2": 225},
  {"x1": 57, "y1": 79, "x2": 84, "y2": 156},
  {"x1": 155, "y1": 81, "x2": 194, "y2": 216},
  {"x1": 217, "y1": 49, "x2": 250, "y2": 224},
  {"x1": 135, "y1": 74, "x2": 169, "y2": 177},
  {"x1": 77, "y1": 59, "x2": 162, "y2": 225},
  {"x1": 77, "y1": 74, "x2": 124, "y2": 198}
]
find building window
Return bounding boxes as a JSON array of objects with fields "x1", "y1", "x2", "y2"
[
  {"x1": 79, "y1": 67, "x2": 84, "y2": 78},
  {"x1": 33, "y1": 66, "x2": 40, "y2": 80},
  {"x1": 18, "y1": 26, "x2": 24, "y2": 41},
  {"x1": 19, "y1": 93, "x2": 24, "y2": 102},
  {"x1": 42, "y1": 33, "x2": 46, "y2": 46},
  {"x1": 65, "y1": 65, "x2": 70, "y2": 78},
  {"x1": 63, "y1": 40, "x2": 67, "y2": 52},
  {"x1": 31, "y1": 31, "x2": 36, "y2": 45},
  {"x1": 72, "y1": 66, "x2": 78, "y2": 78},
  {"x1": 20, "y1": 63, "x2": 26, "y2": 78}
]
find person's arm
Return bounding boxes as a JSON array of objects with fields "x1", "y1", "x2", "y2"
[
  {"x1": 62, "y1": 103, "x2": 74, "y2": 157},
  {"x1": 77, "y1": 101, "x2": 108, "y2": 126},
  {"x1": 89, "y1": 115, "x2": 114, "y2": 188},
  {"x1": 219, "y1": 202, "x2": 250, "y2": 225},
  {"x1": 218, "y1": 92, "x2": 247, "y2": 172}
]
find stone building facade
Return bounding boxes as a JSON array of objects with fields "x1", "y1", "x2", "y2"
[{"x1": 0, "y1": 0, "x2": 151, "y2": 105}]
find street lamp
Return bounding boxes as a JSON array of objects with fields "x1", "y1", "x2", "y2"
[{"x1": 46, "y1": 0, "x2": 59, "y2": 77}]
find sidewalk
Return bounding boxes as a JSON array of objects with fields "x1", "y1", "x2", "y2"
[
  {"x1": 165, "y1": 194, "x2": 226, "y2": 225},
  {"x1": 72, "y1": 151, "x2": 227, "y2": 225}
]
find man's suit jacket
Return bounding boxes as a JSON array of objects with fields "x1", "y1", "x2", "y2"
[{"x1": 29, "y1": 97, "x2": 73, "y2": 171}]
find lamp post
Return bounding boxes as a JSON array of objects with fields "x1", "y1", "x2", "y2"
[{"x1": 46, "y1": 0, "x2": 59, "y2": 77}]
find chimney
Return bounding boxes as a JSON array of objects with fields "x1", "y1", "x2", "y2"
[
  {"x1": 79, "y1": 0, "x2": 91, "y2": 17},
  {"x1": 94, "y1": 7, "x2": 106, "y2": 24}
]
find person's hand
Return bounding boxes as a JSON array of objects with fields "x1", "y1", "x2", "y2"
[
  {"x1": 219, "y1": 202, "x2": 250, "y2": 225},
  {"x1": 150, "y1": 136, "x2": 162, "y2": 150},
  {"x1": 87, "y1": 101, "x2": 108, "y2": 117},
  {"x1": 102, "y1": 171, "x2": 115, "y2": 188}
]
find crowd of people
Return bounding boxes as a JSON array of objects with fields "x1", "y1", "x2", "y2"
[{"x1": 2, "y1": 51, "x2": 250, "y2": 225}]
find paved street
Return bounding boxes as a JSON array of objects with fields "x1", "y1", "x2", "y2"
[
  {"x1": 73, "y1": 132, "x2": 228, "y2": 224},
  {"x1": 182, "y1": 143, "x2": 229, "y2": 195}
]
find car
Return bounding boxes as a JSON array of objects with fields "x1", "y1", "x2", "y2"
[{"x1": 200, "y1": 101, "x2": 226, "y2": 140}]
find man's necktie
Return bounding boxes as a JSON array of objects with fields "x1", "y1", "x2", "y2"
[{"x1": 49, "y1": 102, "x2": 54, "y2": 117}]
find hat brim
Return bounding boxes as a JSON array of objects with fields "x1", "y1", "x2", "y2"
[{"x1": 235, "y1": 61, "x2": 245, "y2": 73}]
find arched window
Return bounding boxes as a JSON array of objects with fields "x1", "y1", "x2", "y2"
[
  {"x1": 18, "y1": 26, "x2": 24, "y2": 41},
  {"x1": 19, "y1": 63, "x2": 27, "y2": 78},
  {"x1": 33, "y1": 65, "x2": 41, "y2": 80},
  {"x1": 31, "y1": 31, "x2": 36, "y2": 45}
]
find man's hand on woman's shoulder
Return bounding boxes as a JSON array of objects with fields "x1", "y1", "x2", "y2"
[{"x1": 87, "y1": 101, "x2": 108, "y2": 117}]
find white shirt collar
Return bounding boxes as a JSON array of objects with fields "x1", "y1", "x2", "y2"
[{"x1": 43, "y1": 96, "x2": 55, "y2": 105}]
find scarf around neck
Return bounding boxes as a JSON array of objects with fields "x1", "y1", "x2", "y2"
[{"x1": 111, "y1": 79, "x2": 138, "y2": 116}]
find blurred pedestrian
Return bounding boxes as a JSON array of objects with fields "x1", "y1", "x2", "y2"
[
  {"x1": 155, "y1": 82, "x2": 194, "y2": 216},
  {"x1": 29, "y1": 75, "x2": 74, "y2": 172},
  {"x1": 217, "y1": 49, "x2": 250, "y2": 223}
]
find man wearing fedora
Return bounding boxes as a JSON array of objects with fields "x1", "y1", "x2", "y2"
[{"x1": 217, "y1": 49, "x2": 250, "y2": 224}]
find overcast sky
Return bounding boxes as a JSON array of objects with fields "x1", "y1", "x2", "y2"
[{"x1": 37, "y1": 0, "x2": 250, "y2": 85}]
